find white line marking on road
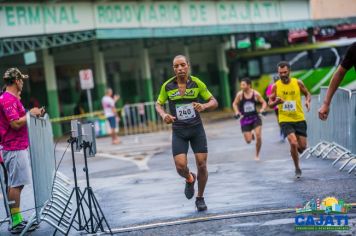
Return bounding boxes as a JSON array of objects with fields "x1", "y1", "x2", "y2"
[
  {"x1": 96, "y1": 208, "x2": 296, "y2": 235},
  {"x1": 94, "y1": 152, "x2": 152, "y2": 170},
  {"x1": 55, "y1": 145, "x2": 167, "y2": 170},
  {"x1": 94, "y1": 203, "x2": 356, "y2": 235}
]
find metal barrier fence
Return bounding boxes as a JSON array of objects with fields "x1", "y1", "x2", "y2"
[
  {"x1": 21, "y1": 113, "x2": 72, "y2": 235},
  {"x1": 304, "y1": 95, "x2": 321, "y2": 147},
  {"x1": 0, "y1": 162, "x2": 10, "y2": 226},
  {"x1": 52, "y1": 101, "x2": 171, "y2": 137},
  {"x1": 302, "y1": 87, "x2": 356, "y2": 175},
  {"x1": 305, "y1": 87, "x2": 355, "y2": 152},
  {"x1": 122, "y1": 101, "x2": 171, "y2": 135},
  {"x1": 301, "y1": 141, "x2": 356, "y2": 175},
  {"x1": 27, "y1": 113, "x2": 56, "y2": 219},
  {"x1": 350, "y1": 90, "x2": 356, "y2": 154}
]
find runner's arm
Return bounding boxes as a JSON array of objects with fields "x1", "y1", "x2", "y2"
[
  {"x1": 192, "y1": 96, "x2": 218, "y2": 112},
  {"x1": 268, "y1": 84, "x2": 283, "y2": 108},
  {"x1": 155, "y1": 83, "x2": 175, "y2": 122},
  {"x1": 298, "y1": 80, "x2": 311, "y2": 112},
  {"x1": 203, "y1": 96, "x2": 218, "y2": 111},
  {"x1": 323, "y1": 66, "x2": 347, "y2": 106},
  {"x1": 155, "y1": 102, "x2": 167, "y2": 119},
  {"x1": 318, "y1": 66, "x2": 347, "y2": 120},
  {"x1": 193, "y1": 79, "x2": 218, "y2": 112},
  {"x1": 232, "y1": 92, "x2": 242, "y2": 115},
  {"x1": 155, "y1": 102, "x2": 176, "y2": 124},
  {"x1": 255, "y1": 91, "x2": 267, "y2": 113}
]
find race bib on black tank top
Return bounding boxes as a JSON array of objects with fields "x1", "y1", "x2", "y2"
[
  {"x1": 243, "y1": 101, "x2": 256, "y2": 113},
  {"x1": 176, "y1": 103, "x2": 196, "y2": 120}
]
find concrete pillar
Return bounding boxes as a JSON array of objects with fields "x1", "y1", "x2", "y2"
[
  {"x1": 217, "y1": 42, "x2": 232, "y2": 110},
  {"x1": 141, "y1": 48, "x2": 154, "y2": 102},
  {"x1": 43, "y1": 49, "x2": 62, "y2": 136},
  {"x1": 93, "y1": 43, "x2": 107, "y2": 105},
  {"x1": 140, "y1": 46, "x2": 155, "y2": 120}
]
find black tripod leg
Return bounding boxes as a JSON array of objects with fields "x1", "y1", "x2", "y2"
[
  {"x1": 89, "y1": 190, "x2": 105, "y2": 232},
  {"x1": 66, "y1": 187, "x2": 90, "y2": 234},
  {"x1": 90, "y1": 190, "x2": 112, "y2": 234},
  {"x1": 76, "y1": 188, "x2": 89, "y2": 231}
]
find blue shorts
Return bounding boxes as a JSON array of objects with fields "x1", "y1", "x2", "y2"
[{"x1": 107, "y1": 116, "x2": 117, "y2": 129}]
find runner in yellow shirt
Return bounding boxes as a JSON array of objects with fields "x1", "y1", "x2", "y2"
[{"x1": 268, "y1": 61, "x2": 311, "y2": 178}]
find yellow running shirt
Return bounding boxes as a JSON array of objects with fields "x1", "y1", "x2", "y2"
[{"x1": 276, "y1": 78, "x2": 305, "y2": 123}]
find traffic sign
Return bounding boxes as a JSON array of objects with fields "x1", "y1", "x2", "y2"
[{"x1": 79, "y1": 69, "x2": 94, "y2": 90}]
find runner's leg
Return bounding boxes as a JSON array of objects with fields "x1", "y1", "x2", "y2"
[
  {"x1": 243, "y1": 132, "x2": 253, "y2": 144},
  {"x1": 287, "y1": 133, "x2": 301, "y2": 171},
  {"x1": 297, "y1": 136, "x2": 307, "y2": 154},
  {"x1": 254, "y1": 125, "x2": 262, "y2": 160},
  {"x1": 174, "y1": 154, "x2": 191, "y2": 179},
  {"x1": 194, "y1": 153, "x2": 208, "y2": 197}
]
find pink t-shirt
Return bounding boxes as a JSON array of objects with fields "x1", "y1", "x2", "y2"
[
  {"x1": 266, "y1": 83, "x2": 278, "y2": 111},
  {"x1": 0, "y1": 92, "x2": 29, "y2": 151}
]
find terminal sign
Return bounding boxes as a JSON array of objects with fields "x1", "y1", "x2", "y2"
[{"x1": 0, "y1": 1, "x2": 310, "y2": 38}]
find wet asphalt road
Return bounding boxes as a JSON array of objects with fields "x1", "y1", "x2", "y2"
[{"x1": 0, "y1": 114, "x2": 355, "y2": 235}]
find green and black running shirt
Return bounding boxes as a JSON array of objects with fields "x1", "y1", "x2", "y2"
[{"x1": 157, "y1": 76, "x2": 213, "y2": 129}]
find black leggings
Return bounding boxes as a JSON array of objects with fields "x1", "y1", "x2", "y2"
[{"x1": 172, "y1": 124, "x2": 208, "y2": 156}]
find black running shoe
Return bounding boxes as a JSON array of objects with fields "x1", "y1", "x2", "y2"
[
  {"x1": 195, "y1": 197, "x2": 208, "y2": 211},
  {"x1": 184, "y1": 172, "x2": 196, "y2": 199},
  {"x1": 9, "y1": 221, "x2": 39, "y2": 234}
]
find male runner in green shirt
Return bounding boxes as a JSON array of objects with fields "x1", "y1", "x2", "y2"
[{"x1": 155, "y1": 55, "x2": 218, "y2": 211}]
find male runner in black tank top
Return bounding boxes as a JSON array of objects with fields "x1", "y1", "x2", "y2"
[{"x1": 232, "y1": 78, "x2": 267, "y2": 160}]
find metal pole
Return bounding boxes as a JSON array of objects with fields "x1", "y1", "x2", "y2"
[
  {"x1": 82, "y1": 141, "x2": 94, "y2": 233},
  {"x1": 70, "y1": 137, "x2": 83, "y2": 231},
  {"x1": 87, "y1": 89, "x2": 93, "y2": 116},
  {"x1": 0, "y1": 164, "x2": 10, "y2": 224}
]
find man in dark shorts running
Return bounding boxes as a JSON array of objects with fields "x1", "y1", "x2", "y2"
[
  {"x1": 232, "y1": 78, "x2": 267, "y2": 160},
  {"x1": 268, "y1": 61, "x2": 311, "y2": 178},
  {"x1": 155, "y1": 55, "x2": 218, "y2": 211}
]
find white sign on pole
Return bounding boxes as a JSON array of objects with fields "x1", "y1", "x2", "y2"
[
  {"x1": 79, "y1": 69, "x2": 94, "y2": 90},
  {"x1": 79, "y1": 69, "x2": 94, "y2": 115}
]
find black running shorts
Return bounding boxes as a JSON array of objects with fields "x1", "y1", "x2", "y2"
[
  {"x1": 280, "y1": 121, "x2": 307, "y2": 137},
  {"x1": 172, "y1": 123, "x2": 208, "y2": 156}
]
